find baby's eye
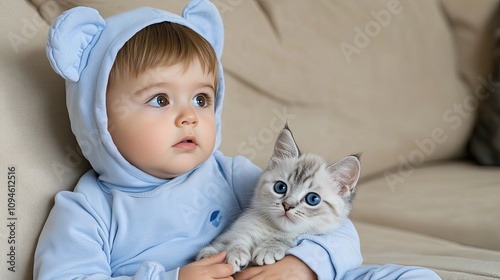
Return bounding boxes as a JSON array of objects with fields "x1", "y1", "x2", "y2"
[
  {"x1": 192, "y1": 94, "x2": 210, "y2": 108},
  {"x1": 147, "y1": 94, "x2": 169, "y2": 107}
]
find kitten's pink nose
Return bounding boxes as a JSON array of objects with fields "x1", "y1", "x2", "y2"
[{"x1": 283, "y1": 203, "x2": 294, "y2": 211}]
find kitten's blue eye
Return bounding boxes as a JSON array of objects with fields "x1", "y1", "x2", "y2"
[
  {"x1": 305, "y1": 193, "x2": 321, "y2": 206},
  {"x1": 274, "y1": 181, "x2": 287, "y2": 194}
]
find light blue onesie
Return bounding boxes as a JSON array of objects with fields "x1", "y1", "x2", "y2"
[{"x1": 34, "y1": 1, "x2": 441, "y2": 279}]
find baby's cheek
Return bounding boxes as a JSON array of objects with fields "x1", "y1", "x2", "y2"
[
  {"x1": 115, "y1": 123, "x2": 163, "y2": 165},
  {"x1": 136, "y1": 129, "x2": 168, "y2": 155}
]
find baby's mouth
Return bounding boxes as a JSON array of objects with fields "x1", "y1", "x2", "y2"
[{"x1": 173, "y1": 136, "x2": 197, "y2": 150}]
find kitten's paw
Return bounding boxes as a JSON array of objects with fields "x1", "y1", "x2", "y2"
[
  {"x1": 252, "y1": 245, "x2": 286, "y2": 266},
  {"x1": 196, "y1": 246, "x2": 220, "y2": 261},
  {"x1": 226, "y1": 246, "x2": 251, "y2": 273}
]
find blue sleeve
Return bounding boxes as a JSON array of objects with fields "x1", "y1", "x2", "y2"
[
  {"x1": 34, "y1": 191, "x2": 179, "y2": 280},
  {"x1": 286, "y1": 219, "x2": 363, "y2": 280},
  {"x1": 231, "y1": 155, "x2": 263, "y2": 208}
]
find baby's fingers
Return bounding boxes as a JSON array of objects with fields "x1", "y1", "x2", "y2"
[
  {"x1": 209, "y1": 263, "x2": 235, "y2": 278},
  {"x1": 195, "y1": 251, "x2": 227, "y2": 265}
]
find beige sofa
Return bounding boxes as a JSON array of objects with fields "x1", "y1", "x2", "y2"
[{"x1": 1, "y1": 0, "x2": 500, "y2": 279}]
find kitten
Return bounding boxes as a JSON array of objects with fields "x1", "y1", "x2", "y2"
[{"x1": 197, "y1": 125, "x2": 361, "y2": 273}]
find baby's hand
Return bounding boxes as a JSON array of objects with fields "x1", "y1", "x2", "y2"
[
  {"x1": 179, "y1": 252, "x2": 234, "y2": 280},
  {"x1": 198, "y1": 244, "x2": 251, "y2": 273},
  {"x1": 197, "y1": 245, "x2": 221, "y2": 260}
]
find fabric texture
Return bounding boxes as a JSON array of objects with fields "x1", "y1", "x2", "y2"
[{"x1": 355, "y1": 221, "x2": 500, "y2": 279}]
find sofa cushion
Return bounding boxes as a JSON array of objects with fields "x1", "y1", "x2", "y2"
[
  {"x1": 30, "y1": 0, "x2": 186, "y2": 23},
  {"x1": 351, "y1": 161, "x2": 500, "y2": 251},
  {"x1": 440, "y1": 0, "x2": 498, "y2": 92},
  {"x1": 355, "y1": 221, "x2": 500, "y2": 280},
  {"x1": 219, "y1": 0, "x2": 481, "y2": 176}
]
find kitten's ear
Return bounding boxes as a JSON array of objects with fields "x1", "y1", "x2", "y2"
[
  {"x1": 327, "y1": 155, "x2": 361, "y2": 198},
  {"x1": 268, "y1": 126, "x2": 300, "y2": 168}
]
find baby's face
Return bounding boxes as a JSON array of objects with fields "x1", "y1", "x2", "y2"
[{"x1": 106, "y1": 60, "x2": 216, "y2": 179}]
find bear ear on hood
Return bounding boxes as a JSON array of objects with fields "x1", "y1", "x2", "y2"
[
  {"x1": 47, "y1": 7, "x2": 106, "y2": 82},
  {"x1": 182, "y1": 0, "x2": 224, "y2": 58}
]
